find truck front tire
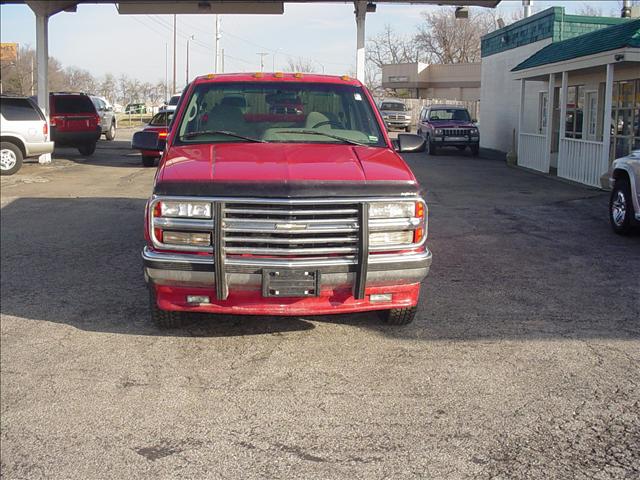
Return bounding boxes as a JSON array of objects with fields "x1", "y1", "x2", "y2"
[
  {"x1": 149, "y1": 289, "x2": 184, "y2": 329},
  {"x1": 0, "y1": 142, "x2": 24, "y2": 176},
  {"x1": 610, "y1": 178, "x2": 634, "y2": 235},
  {"x1": 383, "y1": 306, "x2": 417, "y2": 325}
]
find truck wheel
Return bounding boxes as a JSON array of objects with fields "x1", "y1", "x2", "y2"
[
  {"x1": 610, "y1": 178, "x2": 634, "y2": 235},
  {"x1": 105, "y1": 122, "x2": 116, "y2": 141},
  {"x1": 427, "y1": 138, "x2": 437, "y2": 155},
  {"x1": 0, "y1": 142, "x2": 23, "y2": 176},
  {"x1": 383, "y1": 306, "x2": 417, "y2": 325},
  {"x1": 471, "y1": 145, "x2": 480, "y2": 156},
  {"x1": 78, "y1": 142, "x2": 96, "y2": 156},
  {"x1": 149, "y1": 290, "x2": 184, "y2": 329},
  {"x1": 142, "y1": 156, "x2": 156, "y2": 167},
  {"x1": 405, "y1": 126, "x2": 411, "y2": 132}
]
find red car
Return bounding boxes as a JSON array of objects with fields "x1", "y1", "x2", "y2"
[
  {"x1": 133, "y1": 73, "x2": 431, "y2": 328},
  {"x1": 139, "y1": 111, "x2": 173, "y2": 167},
  {"x1": 49, "y1": 92, "x2": 101, "y2": 156}
]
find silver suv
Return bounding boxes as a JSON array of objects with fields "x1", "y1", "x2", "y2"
[
  {"x1": 378, "y1": 100, "x2": 412, "y2": 132},
  {"x1": 609, "y1": 150, "x2": 640, "y2": 235},
  {"x1": 1, "y1": 95, "x2": 54, "y2": 175},
  {"x1": 90, "y1": 96, "x2": 117, "y2": 140}
]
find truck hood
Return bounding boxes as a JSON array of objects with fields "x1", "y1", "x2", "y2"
[
  {"x1": 158, "y1": 143, "x2": 416, "y2": 183},
  {"x1": 430, "y1": 120, "x2": 475, "y2": 128}
]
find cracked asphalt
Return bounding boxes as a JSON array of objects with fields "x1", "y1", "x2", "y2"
[{"x1": 1, "y1": 131, "x2": 639, "y2": 479}]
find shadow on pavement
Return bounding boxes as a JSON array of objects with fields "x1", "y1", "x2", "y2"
[
  {"x1": 52, "y1": 136, "x2": 148, "y2": 169},
  {"x1": 1, "y1": 196, "x2": 639, "y2": 340}
]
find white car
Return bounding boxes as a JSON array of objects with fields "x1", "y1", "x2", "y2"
[
  {"x1": 609, "y1": 150, "x2": 640, "y2": 235},
  {"x1": 159, "y1": 94, "x2": 181, "y2": 113},
  {"x1": 1, "y1": 95, "x2": 54, "y2": 175}
]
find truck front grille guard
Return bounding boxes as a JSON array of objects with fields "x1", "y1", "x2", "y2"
[{"x1": 149, "y1": 197, "x2": 426, "y2": 301}]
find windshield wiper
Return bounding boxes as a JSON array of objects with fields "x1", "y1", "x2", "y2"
[
  {"x1": 182, "y1": 130, "x2": 266, "y2": 143},
  {"x1": 275, "y1": 130, "x2": 368, "y2": 146}
]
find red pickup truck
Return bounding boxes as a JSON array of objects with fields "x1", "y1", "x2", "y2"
[{"x1": 133, "y1": 73, "x2": 432, "y2": 328}]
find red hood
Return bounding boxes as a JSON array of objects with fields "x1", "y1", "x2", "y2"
[{"x1": 157, "y1": 143, "x2": 417, "y2": 184}]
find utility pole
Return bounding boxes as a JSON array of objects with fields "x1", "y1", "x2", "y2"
[
  {"x1": 214, "y1": 15, "x2": 221, "y2": 73},
  {"x1": 257, "y1": 52, "x2": 269, "y2": 72},
  {"x1": 165, "y1": 43, "x2": 168, "y2": 100},
  {"x1": 221, "y1": 48, "x2": 225, "y2": 73},
  {"x1": 186, "y1": 35, "x2": 194, "y2": 85},
  {"x1": 172, "y1": 14, "x2": 177, "y2": 94}
]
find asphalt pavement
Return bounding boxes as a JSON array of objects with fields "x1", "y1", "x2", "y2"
[{"x1": 1, "y1": 131, "x2": 639, "y2": 479}]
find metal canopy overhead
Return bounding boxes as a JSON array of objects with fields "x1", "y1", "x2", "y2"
[{"x1": 5, "y1": 1, "x2": 502, "y2": 16}]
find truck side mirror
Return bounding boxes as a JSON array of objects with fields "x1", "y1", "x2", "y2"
[
  {"x1": 132, "y1": 131, "x2": 164, "y2": 152},
  {"x1": 395, "y1": 133, "x2": 426, "y2": 153}
]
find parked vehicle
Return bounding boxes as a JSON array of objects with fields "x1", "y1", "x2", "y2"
[
  {"x1": 137, "y1": 111, "x2": 173, "y2": 167},
  {"x1": 48, "y1": 92, "x2": 101, "y2": 156},
  {"x1": 90, "y1": 96, "x2": 117, "y2": 141},
  {"x1": 125, "y1": 103, "x2": 148, "y2": 114},
  {"x1": 379, "y1": 100, "x2": 412, "y2": 132},
  {"x1": 159, "y1": 94, "x2": 181, "y2": 113},
  {"x1": 417, "y1": 105, "x2": 479, "y2": 156},
  {"x1": 0, "y1": 95, "x2": 54, "y2": 175},
  {"x1": 609, "y1": 150, "x2": 640, "y2": 235},
  {"x1": 133, "y1": 73, "x2": 431, "y2": 328}
]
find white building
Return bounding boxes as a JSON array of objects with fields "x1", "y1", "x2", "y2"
[
  {"x1": 513, "y1": 19, "x2": 640, "y2": 188},
  {"x1": 480, "y1": 7, "x2": 630, "y2": 155}
]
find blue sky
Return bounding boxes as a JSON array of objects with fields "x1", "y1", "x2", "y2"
[{"x1": 0, "y1": 1, "x2": 622, "y2": 83}]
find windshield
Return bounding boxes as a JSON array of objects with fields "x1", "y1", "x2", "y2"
[
  {"x1": 175, "y1": 82, "x2": 385, "y2": 147},
  {"x1": 53, "y1": 95, "x2": 96, "y2": 114},
  {"x1": 428, "y1": 108, "x2": 471, "y2": 122},
  {"x1": 380, "y1": 102, "x2": 406, "y2": 112},
  {"x1": 149, "y1": 111, "x2": 173, "y2": 126}
]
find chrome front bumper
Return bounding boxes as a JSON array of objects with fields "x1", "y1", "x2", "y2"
[{"x1": 143, "y1": 247, "x2": 432, "y2": 289}]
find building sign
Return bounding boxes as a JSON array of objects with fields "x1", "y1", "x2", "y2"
[
  {"x1": 388, "y1": 76, "x2": 410, "y2": 83},
  {"x1": 0, "y1": 43, "x2": 18, "y2": 62}
]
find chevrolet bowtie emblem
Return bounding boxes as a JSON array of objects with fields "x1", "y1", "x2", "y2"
[{"x1": 275, "y1": 223, "x2": 308, "y2": 230}]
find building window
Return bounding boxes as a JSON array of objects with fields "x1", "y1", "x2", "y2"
[
  {"x1": 611, "y1": 79, "x2": 640, "y2": 159},
  {"x1": 565, "y1": 85, "x2": 584, "y2": 139}
]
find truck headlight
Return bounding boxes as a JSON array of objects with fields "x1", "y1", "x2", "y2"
[
  {"x1": 369, "y1": 231, "x2": 413, "y2": 246},
  {"x1": 434, "y1": 128, "x2": 443, "y2": 136},
  {"x1": 161, "y1": 231, "x2": 211, "y2": 247},
  {"x1": 368, "y1": 200, "x2": 427, "y2": 249},
  {"x1": 369, "y1": 201, "x2": 415, "y2": 219},
  {"x1": 159, "y1": 201, "x2": 212, "y2": 218},
  {"x1": 471, "y1": 128, "x2": 478, "y2": 135}
]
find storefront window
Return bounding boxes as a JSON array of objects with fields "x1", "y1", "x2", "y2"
[
  {"x1": 565, "y1": 85, "x2": 584, "y2": 139},
  {"x1": 611, "y1": 79, "x2": 640, "y2": 159}
]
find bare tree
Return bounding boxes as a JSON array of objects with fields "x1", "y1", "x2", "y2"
[
  {"x1": 414, "y1": 8, "x2": 496, "y2": 64},
  {"x1": 366, "y1": 24, "x2": 423, "y2": 68},
  {"x1": 576, "y1": 3, "x2": 603, "y2": 16},
  {"x1": 284, "y1": 57, "x2": 317, "y2": 73}
]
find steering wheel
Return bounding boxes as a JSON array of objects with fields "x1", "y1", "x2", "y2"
[{"x1": 312, "y1": 120, "x2": 343, "y2": 129}]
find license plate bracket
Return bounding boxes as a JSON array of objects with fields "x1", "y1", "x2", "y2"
[{"x1": 262, "y1": 269, "x2": 321, "y2": 297}]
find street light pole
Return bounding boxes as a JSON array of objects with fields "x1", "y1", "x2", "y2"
[
  {"x1": 257, "y1": 52, "x2": 269, "y2": 72},
  {"x1": 172, "y1": 14, "x2": 177, "y2": 95},
  {"x1": 214, "y1": 15, "x2": 221, "y2": 73},
  {"x1": 186, "y1": 34, "x2": 194, "y2": 85}
]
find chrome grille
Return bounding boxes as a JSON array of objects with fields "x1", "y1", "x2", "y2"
[
  {"x1": 442, "y1": 128, "x2": 471, "y2": 137},
  {"x1": 223, "y1": 202, "x2": 361, "y2": 257}
]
